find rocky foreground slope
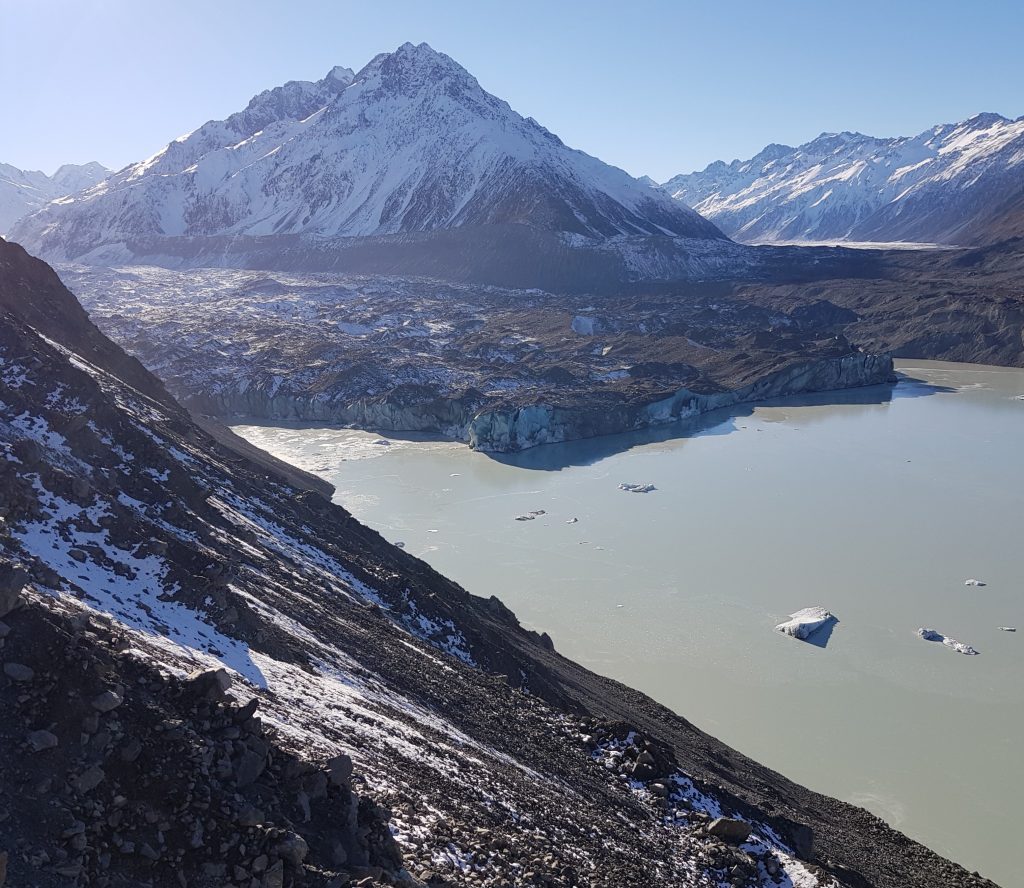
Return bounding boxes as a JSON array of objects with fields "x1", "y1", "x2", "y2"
[
  {"x1": 0, "y1": 238, "x2": 1000, "y2": 888},
  {"x1": 663, "y1": 113, "x2": 1024, "y2": 246}
]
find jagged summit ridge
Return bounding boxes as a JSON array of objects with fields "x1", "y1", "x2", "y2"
[
  {"x1": 12, "y1": 41, "x2": 722, "y2": 265},
  {"x1": 661, "y1": 113, "x2": 1024, "y2": 246},
  {"x1": 0, "y1": 160, "x2": 109, "y2": 235}
]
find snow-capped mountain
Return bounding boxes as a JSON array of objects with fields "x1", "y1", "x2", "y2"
[
  {"x1": 662, "y1": 113, "x2": 1024, "y2": 245},
  {"x1": 0, "y1": 160, "x2": 108, "y2": 234},
  {"x1": 12, "y1": 42, "x2": 722, "y2": 273}
]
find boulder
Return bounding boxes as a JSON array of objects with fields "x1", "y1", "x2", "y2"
[
  {"x1": 72, "y1": 766, "x2": 106, "y2": 794},
  {"x1": 0, "y1": 565, "x2": 28, "y2": 617},
  {"x1": 27, "y1": 729, "x2": 58, "y2": 752},
  {"x1": 326, "y1": 752, "x2": 354, "y2": 788},
  {"x1": 186, "y1": 667, "x2": 233, "y2": 700},
  {"x1": 3, "y1": 662, "x2": 34, "y2": 682},
  {"x1": 91, "y1": 689, "x2": 123, "y2": 712},
  {"x1": 707, "y1": 817, "x2": 752, "y2": 844},
  {"x1": 262, "y1": 860, "x2": 285, "y2": 888},
  {"x1": 274, "y1": 832, "x2": 309, "y2": 867}
]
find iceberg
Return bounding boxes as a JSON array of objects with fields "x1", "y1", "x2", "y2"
[
  {"x1": 775, "y1": 606, "x2": 836, "y2": 640},
  {"x1": 619, "y1": 482, "x2": 656, "y2": 493},
  {"x1": 964, "y1": 578, "x2": 986, "y2": 586},
  {"x1": 917, "y1": 628, "x2": 979, "y2": 655}
]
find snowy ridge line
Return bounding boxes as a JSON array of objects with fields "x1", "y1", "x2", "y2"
[{"x1": 662, "y1": 112, "x2": 1024, "y2": 246}]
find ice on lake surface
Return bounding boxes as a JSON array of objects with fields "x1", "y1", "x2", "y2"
[{"x1": 233, "y1": 360, "x2": 1024, "y2": 886}]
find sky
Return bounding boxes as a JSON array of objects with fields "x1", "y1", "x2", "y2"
[{"x1": 2, "y1": 0, "x2": 1023, "y2": 181}]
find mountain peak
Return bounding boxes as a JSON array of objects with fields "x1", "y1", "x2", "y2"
[
  {"x1": 326, "y1": 65, "x2": 355, "y2": 85},
  {"x1": 355, "y1": 41, "x2": 477, "y2": 94}
]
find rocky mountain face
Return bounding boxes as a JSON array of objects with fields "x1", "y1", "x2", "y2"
[
  {"x1": 663, "y1": 113, "x2": 1024, "y2": 246},
  {"x1": 10, "y1": 43, "x2": 726, "y2": 288},
  {"x1": 0, "y1": 245, "x2": 997, "y2": 888},
  {"x1": 0, "y1": 162, "x2": 109, "y2": 235}
]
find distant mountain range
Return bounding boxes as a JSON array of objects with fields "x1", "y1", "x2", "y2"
[
  {"x1": 11, "y1": 43, "x2": 725, "y2": 286},
  {"x1": 661, "y1": 113, "x2": 1024, "y2": 246},
  {"x1": 0, "y1": 161, "x2": 108, "y2": 234}
]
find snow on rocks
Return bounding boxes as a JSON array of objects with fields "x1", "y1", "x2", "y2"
[
  {"x1": 775, "y1": 606, "x2": 836, "y2": 640},
  {"x1": 578, "y1": 720, "x2": 836, "y2": 888},
  {"x1": 917, "y1": 628, "x2": 980, "y2": 655}
]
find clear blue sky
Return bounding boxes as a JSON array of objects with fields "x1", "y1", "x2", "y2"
[{"x1": 3, "y1": 0, "x2": 1022, "y2": 181}]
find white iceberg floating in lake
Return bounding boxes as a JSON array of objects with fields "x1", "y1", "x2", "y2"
[
  {"x1": 917, "y1": 628, "x2": 979, "y2": 655},
  {"x1": 964, "y1": 578, "x2": 986, "y2": 586},
  {"x1": 998, "y1": 626, "x2": 1016, "y2": 632},
  {"x1": 775, "y1": 606, "x2": 836, "y2": 640},
  {"x1": 566, "y1": 517, "x2": 579, "y2": 524},
  {"x1": 619, "y1": 482, "x2": 656, "y2": 493},
  {"x1": 514, "y1": 514, "x2": 535, "y2": 522}
]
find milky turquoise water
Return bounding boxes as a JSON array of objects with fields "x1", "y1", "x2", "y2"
[{"x1": 233, "y1": 361, "x2": 1024, "y2": 885}]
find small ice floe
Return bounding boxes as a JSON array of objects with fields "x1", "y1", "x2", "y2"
[
  {"x1": 426, "y1": 529, "x2": 439, "y2": 534},
  {"x1": 514, "y1": 514, "x2": 535, "y2": 522},
  {"x1": 619, "y1": 482, "x2": 656, "y2": 493},
  {"x1": 964, "y1": 578, "x2": 986, "y2": 587},
  {"x1": 616, "y1": 604, "x2": 624, "y2": 608},
  {"x1": 775, "y1": 606, "x2": 837, "y2": 640},
  {"x1": 529, "y1": 509, "x2": 547, "y2": 516},
  {"x1": 449, "y1": 473, "x2": 461, "y2": 477},
  {"x1": 999, "y1": 626, "x2": 1017, "y2": 632},
  {"x1": 371, "y1": 439, "x2": 391, "y2": 446},
  {"x1": 566, "y1": 517, "x2": 579, "y2": 524},
  {"x1": 917, "y1": 628, "x2": 979, "y2": 655}
]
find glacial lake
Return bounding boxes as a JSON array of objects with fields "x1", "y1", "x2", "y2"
[{"x1": 233, "y1": 360, "x2": 1024, "y2": 885}]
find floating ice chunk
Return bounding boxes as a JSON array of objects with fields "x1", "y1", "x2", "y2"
[
  {"x1": 917, "y1": 628, "x2": 979, "y2": 655},
  {"x1": 566, "y1": 517, "x2": 579, "y2": 524},
  {"x1": 775, "y1": 606, "x2": 836, "y2": 640},
  {"x1": 998, "y1": 626, "x2": 1016, "y2": 632},
  {"x1": 619, "y1": 482, "x2": 656, "y2": 493},
  {"x1": 529, "y1": 509, "x2": 547, "y2": 516},
  {"x1": 964, "y1": 578, "x2": 986, "y2": 586},
  {"x1": 514, "y1": 514, "x2": 535, "y2": 522}
]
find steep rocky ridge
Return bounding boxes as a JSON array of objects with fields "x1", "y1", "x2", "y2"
[{"x1": 0, "y1": 231, "x2": 998, "y2": 887}]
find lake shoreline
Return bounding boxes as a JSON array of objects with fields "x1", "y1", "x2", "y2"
[{"x1": 232, "y1": 359, "x2": 1024, "y2": 884}]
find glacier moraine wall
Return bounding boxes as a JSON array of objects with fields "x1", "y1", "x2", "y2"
[{"x1": 184, "y1": 353, "x2": 895, "y2": 454}]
